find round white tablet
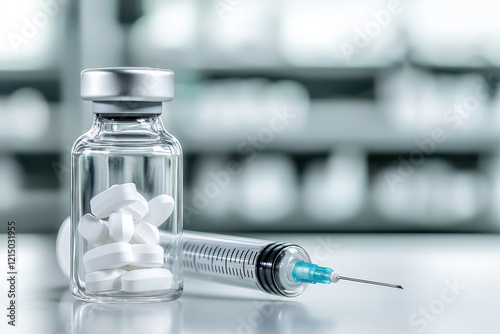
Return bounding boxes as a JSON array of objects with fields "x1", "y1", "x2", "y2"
[
  {"x1": 142, "y1": 194, "x2": 175, "y2": 227},
  {"x1": 83, "y1": 242, "x2": 133, "y2": 273},
  {"x1": 108, "y1": 211, "x2": 134, "y2": 242},
  {"x1": 78, "y1": 213, "x2": 110, "y2": 245},
  {"x1": 132, "y1": 221, "x2": 160, "y2": 245},
  {"x1": 129, "y1": 244, "x2": 164, "y2": 268},
  {"x1": 57, "y1": 216, "x2": 71, "y2": 279},
  {"x1": 90, "y1": 183, "x2": 140, "y2": 218},
  {"x1": 122, "y1": 192, "x2": 149, "y2": 221},
  {"x1": 121, "y1": 268, "x2": 173, "y2": 292},
  {"x1": 85, "y1": 269, "x2": 126, "y2": 293}
]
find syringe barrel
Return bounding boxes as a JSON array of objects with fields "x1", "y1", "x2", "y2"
[{"x1": 160, "y1": 231, "x2": 311, "y2": 297}]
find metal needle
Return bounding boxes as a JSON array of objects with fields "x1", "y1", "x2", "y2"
[{"x1": 338, "y1": 275, "x2": 404, "y2": 289}]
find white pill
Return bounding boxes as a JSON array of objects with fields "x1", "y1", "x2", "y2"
[
  {"x1": 121, "y1": 268, "x2": 173, "y2": 292},
  {"x1": 85, "y1": 269, "x2": 126, "y2": 293},
  {"x1": 83, "y1": 242, "x2": 133, "y2": 273},
  {"x1": 129, "y1": 244, "x2": 164, "y2": 268},
  {"x1": 142, "y1": 194, "x2": 175, "y2": 227},
  {"x1": 57, "y1": 216, "x2": 71, "y2": 279},
  {"x1": 90, "y1": 183, "x2": 140, "y2": 218},
  {"x1": 108, "y1": 211, "x2": 134, "y2": 242},
  {"x1": 132, "y1": 221, "x2": 160, "y2": 245},
  {"x1": 122, "y1": 192, "x2": 149, "y2": 221},
  {"x1": 78, "y1": 213, "x2": 110, "y2": 245}
]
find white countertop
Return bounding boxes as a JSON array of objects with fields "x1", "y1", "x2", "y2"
[{"x1": 0, "y1": 233, "x2": 498, "y2": 334}]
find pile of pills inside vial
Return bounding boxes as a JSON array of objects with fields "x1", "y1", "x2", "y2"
[{"x1": 79, "y1": 183, "x2": 175, "y2": 293}]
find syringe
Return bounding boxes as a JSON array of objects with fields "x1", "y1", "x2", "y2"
[
  {"x1": 57, "y1": 218, "x2": 402, "y2": 297},
  {"x1": 177, "y1": 231, "x2": 403, "y2": 297}
]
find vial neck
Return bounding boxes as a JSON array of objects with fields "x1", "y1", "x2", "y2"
[
  {"x1": 92, "y1": 101, "x2": 162, "y2": 115},
  {"x1": 91, "y1": 113, "x2": 166, "y2": 138}
]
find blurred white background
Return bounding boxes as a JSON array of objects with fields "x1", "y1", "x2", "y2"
[{"x1": 1, "y1": 0, "x2": 500, "y2": 233}]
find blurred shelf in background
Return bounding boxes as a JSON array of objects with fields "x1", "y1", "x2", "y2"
[
  {"x1": 0, "y1": 190, "x2": 64, "y2": 233},
  {"x1": 0, "y1": 0, "x2": 73, "y2": 233},
  {"x1": 3, "y1": 0, "x2": 500, "y2": 233},
  {"x1": 194, "y1": 66, "x2": 384, "y2": 79},
  {"x1": 177, "y1": 100, "x2": 500, "y2": 153}
]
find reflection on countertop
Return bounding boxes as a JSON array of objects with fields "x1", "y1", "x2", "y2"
[
  {"x1": 57, "y1": 289, "x2": 331, "y2": 334},
  {"x1": 1, "y1": 233, "x2": 499, "y2": 334}
]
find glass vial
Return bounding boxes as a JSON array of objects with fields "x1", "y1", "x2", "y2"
[{"x1": 71, "y1": 68, "x2": 183, "y2": 302}]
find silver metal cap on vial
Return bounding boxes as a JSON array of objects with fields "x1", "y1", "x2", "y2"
[{"x1": 80, "y1": 67, "x2": 174, "y2": 102}]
